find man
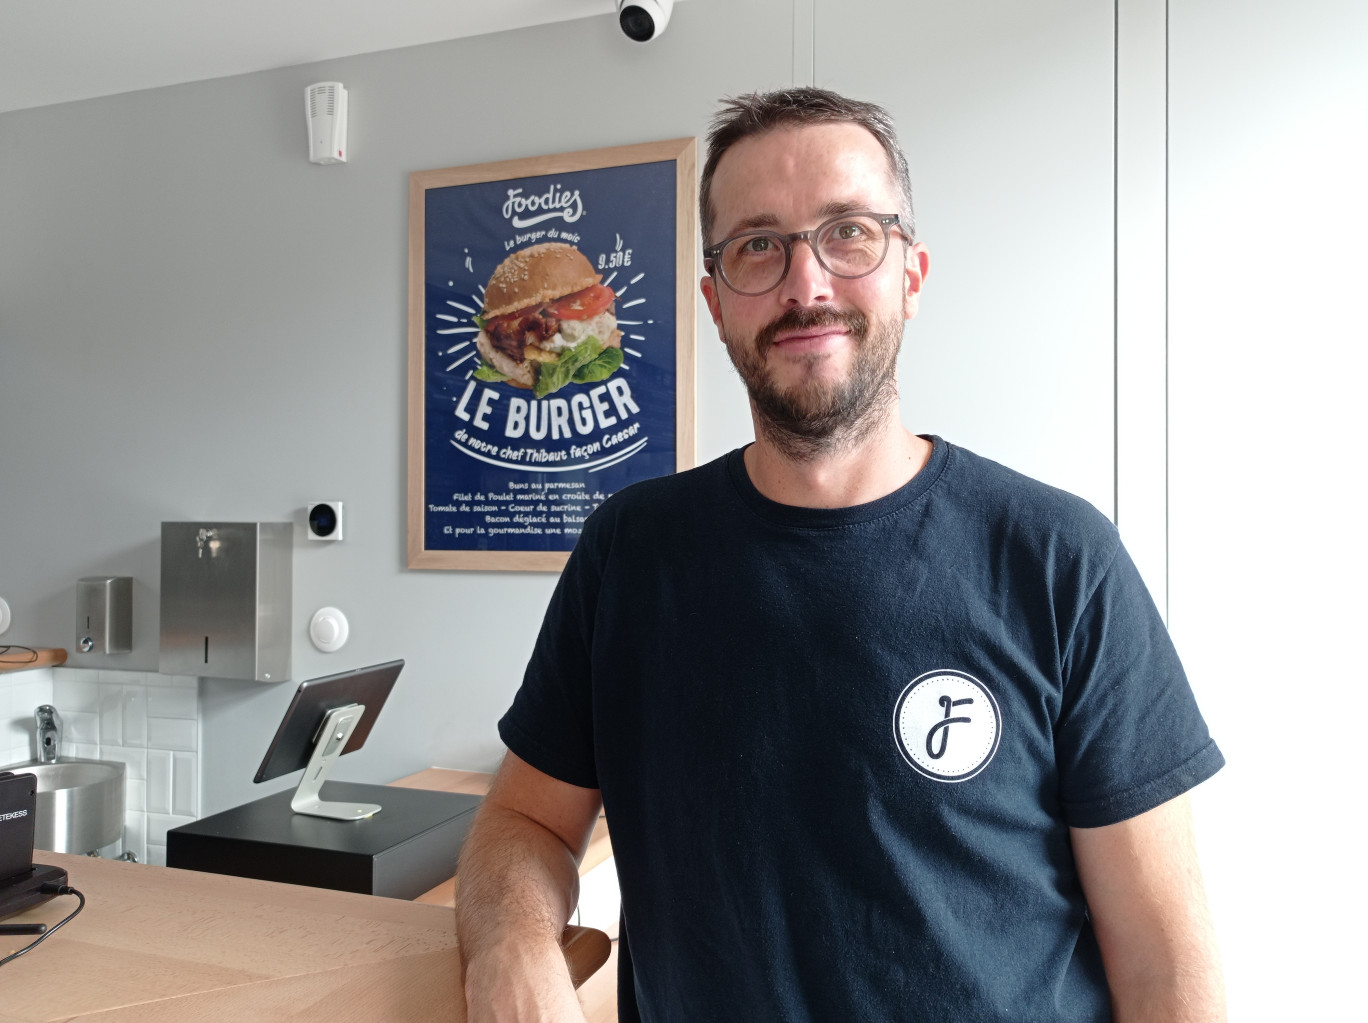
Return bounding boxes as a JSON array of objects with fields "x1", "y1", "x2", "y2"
[{"x1": 456, "y1": 88, "x2": 1226, "y2": 1022}]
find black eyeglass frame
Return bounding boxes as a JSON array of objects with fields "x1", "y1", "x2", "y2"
[{"x1": 703, "y1": 212, "x2": 906, "y2": 296}]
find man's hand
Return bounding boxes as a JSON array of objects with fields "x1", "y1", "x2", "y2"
[
  {"x1": 462, "y1": 935, "x2": 588, "y2": 1023},
  {"x1": 455, "y1": 752, "x2": 602, "y2": 1022},
  {"x1": 1072, "y1": 793, "x2": 1226, "y2": 1022}
]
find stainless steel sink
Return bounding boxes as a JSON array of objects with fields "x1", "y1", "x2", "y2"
[{"x1": 0, "y1": 758, "x2": 126, "y2": 854}]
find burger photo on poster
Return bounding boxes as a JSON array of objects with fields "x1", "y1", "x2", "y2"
[{"x1": 473, "y1": 243, "x2": 623, "y2": 398}]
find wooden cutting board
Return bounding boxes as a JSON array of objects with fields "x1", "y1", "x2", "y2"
[{"x1": 0, "y1": 646, "x2": 67, "y2": 673}]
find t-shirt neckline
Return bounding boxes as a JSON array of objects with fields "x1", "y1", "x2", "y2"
[{"x1": 725, "y1": 435, "x2": 951, "y2": 529}]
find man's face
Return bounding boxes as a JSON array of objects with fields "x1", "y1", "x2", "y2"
[{"x1": 700, "y1": 123, "x2": 929, "y2": 441}]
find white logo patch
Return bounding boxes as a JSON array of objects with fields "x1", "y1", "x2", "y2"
[{"x1": 893, "y1": 669, "x2": 1001, "y2": 782}]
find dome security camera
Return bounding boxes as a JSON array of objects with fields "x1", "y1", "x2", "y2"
[{"x1": 617, "y1": 0, "x2": 673, "y2": 42}]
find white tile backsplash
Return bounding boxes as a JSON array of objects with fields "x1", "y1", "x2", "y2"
[
  {"x1": 147, "y1": 716, "x2": 196, "y2": 752},
  {"x1": 53, "y1": 678, "x2": 99, "y2": 712},
  {"x1": 7, "y1": 671, "x2": 55, "y2": 756},
  {"x1": 98, "y1": 687, "x2": 123, "y2": 746},
  {"x1": 100, "y1": 745, "x2": 148, "y2": 782},
  {"x1": 147, "y1": 686, "x2": 196, "y2": 720},
  {"x1": 65, "y1": 709, "x2": 100, "y2": 745},
  {"x1": 147, "y1": 749, "x2": 173, "y2": 815},
  {"x1": 122, "y1": 686, "x2": 149, "y2": 746},
  {"x1": 145, "y1": 811, "x2": 196, "y2": 846},
  {"x1": 0, "y1": 682, "x2": 25, "y2": 759},
  {"x1": 172, "y1": 752, "x2": 198, "y2": 817},
  {"x1": 0, "y1": 666, "x2": 204, "y2": 861}
]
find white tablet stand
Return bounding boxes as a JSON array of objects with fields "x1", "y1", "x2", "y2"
[{"x1": 290, "y1": 703, "x2": 381, "y2": 820}]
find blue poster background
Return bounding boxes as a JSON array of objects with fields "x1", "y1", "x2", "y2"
[{"x1": 424, "y1": 160, "x2": 678, "y2": 553}]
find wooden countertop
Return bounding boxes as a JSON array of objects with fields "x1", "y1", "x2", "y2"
[
  {"x1": 1, "y1": 852, "x2": 464, "y2": 1022},
  {"x1": 0, "y1": 767, "x2": 613, "y2": 1022}
]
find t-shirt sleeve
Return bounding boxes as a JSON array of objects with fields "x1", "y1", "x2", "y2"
[
  {"x1": 497, "y1": 528, "x2": 603, "y2": 791},
  {"x1": 1055, "y1": 539, "x2": 1224, "y2": 827}
]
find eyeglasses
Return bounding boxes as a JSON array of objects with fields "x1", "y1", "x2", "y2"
[{"x1": 704, "y1": 212, "x2": 904, "y2": 296}]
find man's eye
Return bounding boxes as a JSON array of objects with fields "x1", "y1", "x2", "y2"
[
  {"x1": 741, "y1": 236, "x2": 773, "y2": 253},
  {"x1": 834, "y1": 221, "x2": 868, "y2": 240}
]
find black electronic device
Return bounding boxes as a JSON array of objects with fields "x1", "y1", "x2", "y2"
[
  {"x1": 255, "y1": 659, "x2": 402, "y2": 820},
  {"x1": 616, "y1": 0, "x2": 673, "y2": 41},
  {"x1": 306, "y1": 501, "x2": 343, "y2": 540},
  {"x1": 0, "y1": 770, "x2": 37, "y2": 884},
  {"x1": 0, "y1": 771, "x2": 68, "y2": 922}
]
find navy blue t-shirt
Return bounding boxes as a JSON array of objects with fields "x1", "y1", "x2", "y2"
[{"x1": 500, "y1": 438, "x2": 1223, "y2": 1022}]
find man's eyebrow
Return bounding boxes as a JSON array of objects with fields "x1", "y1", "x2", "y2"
[
  {"x1": 723, "y1": 201, "x2": 879, "y2": 237},
  {"x1": 817, "y1": 199, "x2": 875, "y2": 218},
  {"x1": 726, "y1": 212, "x2": 782, "y2": 234}
]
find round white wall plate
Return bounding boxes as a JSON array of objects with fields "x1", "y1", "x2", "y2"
[{"x1": 308, "y1": 606, "x2": 349, "y2": 652}]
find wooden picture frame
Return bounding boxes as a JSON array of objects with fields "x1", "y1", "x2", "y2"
[{"x1": 407, "y1": 138, "x2": 698, "y2": 572}]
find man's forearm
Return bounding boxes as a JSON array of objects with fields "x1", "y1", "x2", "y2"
[
  {"x1": 1072, "y1": 797, "x2": 1227, "y2": 1023},
  {"x1": 455, "y1": 802, "x2": 585, "y2": 1019},
  {"x1": 1106, "y1": 944, "x2": 1227, "y2": 1023}
]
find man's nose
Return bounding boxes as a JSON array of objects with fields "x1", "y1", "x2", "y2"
[{"x1": 778, "y1": 238, "x2": 834, "y2": 306}]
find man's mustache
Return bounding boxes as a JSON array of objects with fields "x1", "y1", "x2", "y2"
[{"x1": 754, "y1": 306, "x2": 869, "y2": 356}]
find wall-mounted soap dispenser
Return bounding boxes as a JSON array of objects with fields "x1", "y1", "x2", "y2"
[
  {"x1": 77, "y1": 576, "x2": 133, "y2": 654},
  {"x1": 159, "y1": 522, "x2": 292, "y2": 682}
]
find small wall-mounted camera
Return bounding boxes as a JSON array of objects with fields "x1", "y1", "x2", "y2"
[
  {"x1": 307, "y1": 502, "x2": 344, "y2": 541},
  {"x1": 616, "y1": 0, "x2": 673, "y2": 42}
]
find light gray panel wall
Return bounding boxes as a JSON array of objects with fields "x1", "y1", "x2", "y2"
[
  {"x1": 0, "y1": 2, "x2": 790, "y2": 813},
  {"x1": 1167, "y1": 0, "x2": 1367, "y2": 1017},
  {"x1": 1, "y1": 0, "x2": 1116, "y2": 815},
  {"x1": 818, "y1": 0, "x2": 1116, "y2": 515}
]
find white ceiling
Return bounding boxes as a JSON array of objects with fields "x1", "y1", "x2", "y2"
[{"x1": 0, "y1": 0, "x2": 623, "y2": 115}]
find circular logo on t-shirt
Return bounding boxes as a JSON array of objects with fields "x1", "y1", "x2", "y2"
[{"x1": 893, "y1": 669, "x2": 1001, "y2": 782}]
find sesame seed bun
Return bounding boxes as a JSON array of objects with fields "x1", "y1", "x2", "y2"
[{"x1": 481, "y1": 242, "x2": 601, "y2": 318}]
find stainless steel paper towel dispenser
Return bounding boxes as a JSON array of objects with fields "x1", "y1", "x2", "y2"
[{"x1": 159, "y1": 522, "x2": 292, "y2": 682}]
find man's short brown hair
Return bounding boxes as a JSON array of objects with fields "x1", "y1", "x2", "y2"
[{"x1": 699, "y1": 87, "x2": 917, "y2": 246}]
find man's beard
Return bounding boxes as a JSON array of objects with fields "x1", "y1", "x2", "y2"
[{"x1": 724, "y1": 304, "x2": 903, "y2": 461}]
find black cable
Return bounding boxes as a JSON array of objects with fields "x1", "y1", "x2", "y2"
[
  {"x1": 0, "y1": 885, "x2": 85, "y2": 966},
  {"x1": 0, "y1": 644, "x2": 39, "y2": 665}
]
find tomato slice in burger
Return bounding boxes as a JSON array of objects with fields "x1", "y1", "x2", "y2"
[{"x1": 546, "y1": 283, "x2": 615, "y2": 321}]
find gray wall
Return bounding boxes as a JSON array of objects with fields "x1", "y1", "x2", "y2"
[
  {"x1": 1165, "y1": 0, "x2": 1367, "y2": 1017},
  {"x1": 0, "y1": 0, "x2": 1113, "y2": 813}
]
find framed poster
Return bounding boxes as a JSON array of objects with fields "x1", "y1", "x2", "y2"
[{"x1": 407, "y1": 138, "x2": 697, "y2": 571}]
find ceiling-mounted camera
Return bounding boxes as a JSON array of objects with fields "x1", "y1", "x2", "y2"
[{"x1": 616, "y1": 0, "x2": 673, "y2": 42}]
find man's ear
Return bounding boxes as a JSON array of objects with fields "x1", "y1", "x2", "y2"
[
  {"x1": 904, "y1": 242, "x2": 931, "y2": 320},
  {"x1": 700, "y1": 272, "x2": 727, "y2": 340}
]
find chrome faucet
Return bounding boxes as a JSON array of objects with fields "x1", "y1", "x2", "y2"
[{"x1": 35, "y1": 705, "x2": 62, "y2": 763}]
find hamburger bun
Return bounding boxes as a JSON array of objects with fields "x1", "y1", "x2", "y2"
[{"x1": 481, "y1": 242, "x2": 601, "y2": 319}]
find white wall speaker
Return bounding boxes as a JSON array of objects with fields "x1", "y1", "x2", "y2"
[{"x1": 306, "y1": 82, "x2": 348, "y2": 164}]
